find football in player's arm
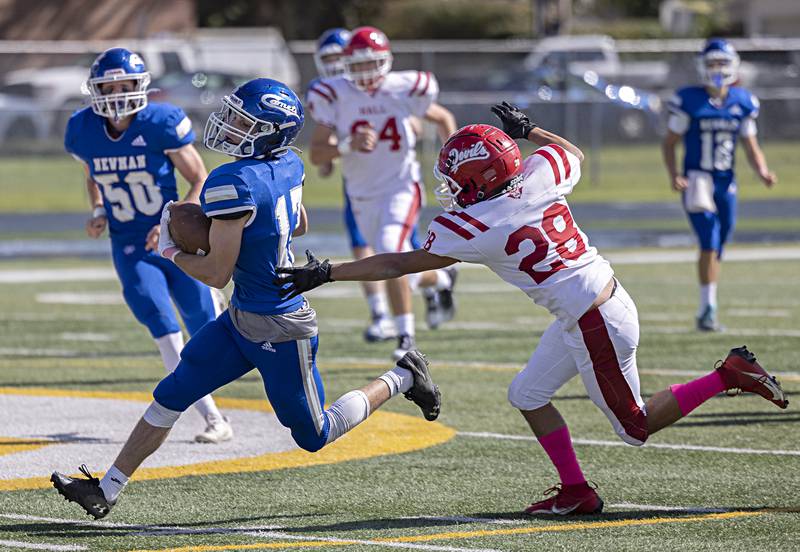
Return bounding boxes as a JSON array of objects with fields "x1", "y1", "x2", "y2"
[
  {"x1": 661, "y1": 38, "x2": 776, "y2": 332},
  {"x1": 278, "y1": 101, "x2": 787, "y2": 517}
]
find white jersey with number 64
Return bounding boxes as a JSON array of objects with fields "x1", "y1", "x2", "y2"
[{"x1": 306, "y1": 71, "x2": 438, "y2": 200}]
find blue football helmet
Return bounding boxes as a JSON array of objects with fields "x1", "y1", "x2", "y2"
[
  {"x1": 204, "y1": 78, "x2": 304, "y2": 158},
  {"x1": 84, "y1": 47, "x2": 150, "y2": 121},
  {"x1": 697, "y1": 38, "x2": 740, "y2": 89},
  {"x1": 314, "y1": 28, "x2": 351, "y2": 77}
]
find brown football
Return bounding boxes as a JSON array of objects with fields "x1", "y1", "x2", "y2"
[{"x1": 169, "y1": 202, "x2": 211, "y2": 256}]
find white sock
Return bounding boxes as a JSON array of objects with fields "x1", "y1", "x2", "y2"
[
  {"x1": 155, "y1": 332, "x2": 183, "y2": 373},
  {"x1": 155, "y1": 332, "x2": 222, "y2": 422},
  {"x1": 367, "y1": 293, "x2": 389, "y2": 319},
  {"x1": 99, "y1": 465, "x2": 128, "y2": 504},
  {"x1": 434, "y1": 269, "x2": 452, "y2": 291},
  {"x1": 699, "y1": 283, "x2": 717, "y2": 315},
  {"x1": 395, "y1": 313, "x2": 415, "y2": 337},
  {"x1": 325, "y1": 390, "x2": 370, "y2": 444},
  {"x1": 407, "y1": 272, "x2": 421, "y2": 291},
  {"x1": 193, "y1": 395, "x2": 223, "y2": 423},
  {"x1": 379, "y1": 366, "x2": 414, "y2": 396}
]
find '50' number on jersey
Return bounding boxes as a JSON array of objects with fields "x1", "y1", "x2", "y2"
[{"x1": 93, "y1": 171, "x2": 163, "y2": 222}]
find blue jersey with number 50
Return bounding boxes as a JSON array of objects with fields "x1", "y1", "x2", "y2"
[
  {"x1": 200, "y1": 152, "x2": 305, "y2": 315},
  {"x1": 65, "y1": 103, "x2": 195, "y2": 244},
  {"x1": 668, "y1": 86, "x2": 759, "y2": 187}
]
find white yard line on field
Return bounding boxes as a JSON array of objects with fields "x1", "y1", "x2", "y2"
[
  {"x1": 458, "y1": 432, "x2": 800, "y2": 456},
  {"x1": 399, "y1": 515, "x2": 524, "y2": 525},
  {"x1": 2, "y1": 245, "x2": 799, "y2": 285},
  {"x1": 0, "y1": 540, "x2": 86, "y2": 551},
  {"x1": 0, "y1": 513, "x2": 500, "y2": 552}
]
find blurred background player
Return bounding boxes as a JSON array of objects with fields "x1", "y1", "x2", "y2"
[
  {"x1": 307, "y1": 26, "x2": 459, "y2": 359},
  {"x1": 64, "y1": 47, "x2": 233, "y2": 443},
  {"x1": 662, "y1": 38, "x2": 776, "y2": 332},
  {"x1": 51, "y1": 78, "x2": 441, "y2": 519},
  {"x1": 307, "y1": 28, "x2": 396, "y2": 343}
]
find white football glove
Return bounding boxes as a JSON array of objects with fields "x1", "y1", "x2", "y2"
[{"x1": 157, "y1": 201, "x2": 180, "y2": 262}]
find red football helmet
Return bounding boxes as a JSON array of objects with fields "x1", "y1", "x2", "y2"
[
  {"x1": 434, "y1": 124, "x2": 522, "y2": 210},
  {"x1": 343, "y1": 26, "x2": 392, "y2": 90}
]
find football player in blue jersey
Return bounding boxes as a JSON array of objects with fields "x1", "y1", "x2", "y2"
[
  {"x1": 307, "y1": 28, "x2": 431, "y2": 343},
  {"x1": 51, "y1": 78, "x2": 442, "y2": 519},
  {"x1": 64, "y1": 48, "x2": 233, "y2": 443},
  {"x1": 662, "y1": 39, "x2": 776, "y2": 331}
]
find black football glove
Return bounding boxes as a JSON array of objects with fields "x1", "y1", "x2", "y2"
[
  {"x1": 490, "y1": 101, "x2": 537, "y2": 140},
  {"x1": 274, "y1": 250, "x2": 334, "y2": 299}
]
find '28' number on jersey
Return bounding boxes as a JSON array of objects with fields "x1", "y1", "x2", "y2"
[{"x1": 504, "y1": 203, "x2": 588, "y2": 284}]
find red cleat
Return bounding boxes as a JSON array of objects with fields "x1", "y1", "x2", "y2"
[
  {"x1": 523, "y1": 482, "x2": 603, "y2": 516},
  {"x1": 717, "y1": 346, "x2": 788, "y2": 409}
]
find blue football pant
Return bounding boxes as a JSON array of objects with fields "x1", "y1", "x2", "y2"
[
  {"x1": 686, "y1": 188, "x2": 737, "y2": 257},
  {"x1": 112, "y1": 244, "x2": 217, "y2": 338},
  {"x1": 153, "y1": 310, "x2": 330, "y2": 452}
]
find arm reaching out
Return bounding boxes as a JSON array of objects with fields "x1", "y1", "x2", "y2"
[{"x1": 275, "y1": 249, "x2": 457, "y2": 299}]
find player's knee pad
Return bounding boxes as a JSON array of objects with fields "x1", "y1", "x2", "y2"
[
  {"x1": 153, "y1": 371, "x2": 195, "y2": 413},
  {"x1": 142, "y1": 400, "x2": 182, "y2": 428},
  {"x1": 325, "y1": 390, "x2": 370, "y2": 445},
  {"x1": 507, "y1": 373, "x2": 551, "y2": 411},
  {"x1": 617, "y1": 427, "x2": 647, "y2": 447}
]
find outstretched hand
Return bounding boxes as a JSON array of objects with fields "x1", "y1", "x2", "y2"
[
  {"x1": 490, "y1": 101, "x2": 537, "y2": 140},
  {"x1": 274, "y1": 250, "x2": 334, "y2": 299}
]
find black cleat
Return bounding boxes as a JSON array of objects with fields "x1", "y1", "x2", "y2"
[
  {"x1": 51, "y1": 464, "x2": 114, "y2": 519},
  {"x1": 423, "y1": 289, "x2": 443, "y2": 330},
  {"x1": 397, "y1": 350, "x2": 442, "y2": 421},
  {"x1": 436, "y1": 266, "x2": 458, "y2": 325}
]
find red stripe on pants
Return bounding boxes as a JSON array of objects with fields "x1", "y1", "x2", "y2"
[
  {"x1": 397, "y1": 182, "x2": 422, "y2": 252},
  {"x1": 578, "y1": 308, "x2": 648, "y2": 443}
]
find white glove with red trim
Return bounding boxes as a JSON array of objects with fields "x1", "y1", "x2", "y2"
[{"x1": 157, "y1": 201, "x2": 180, "y2": 262}]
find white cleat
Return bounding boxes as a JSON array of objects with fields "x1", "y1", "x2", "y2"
[
  {"x1": 195, "y1": 416, "x2": 233, "y2": 444},
  {"x1": 364, "y1": 315, "x2": 397, "y2": 343}
]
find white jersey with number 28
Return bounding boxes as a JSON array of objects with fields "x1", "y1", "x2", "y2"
[{"x1": 423, "y1": 144, "x2": 614, "y2": 328}]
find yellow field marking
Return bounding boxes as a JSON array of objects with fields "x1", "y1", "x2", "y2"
[
  {"x1": 128, "y1": 510, "x2": 768, "y2": 552},
  {"x1": 0, "y1": 437, "x2": 53, "y2": 457},
  {"x1": 0, "y1": 388, "x2": 455, "y2": 492}
]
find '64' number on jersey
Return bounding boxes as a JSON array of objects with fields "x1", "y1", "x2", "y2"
[
  {"x1": 350, "y1": 117, "x2": 402, "y2": 151},
  {"x1": 504, "y1": 203, "x2": 588, "y2": 284}
]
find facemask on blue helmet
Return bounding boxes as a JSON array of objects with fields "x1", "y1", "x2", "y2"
[
  {"x1": 697, "y1": 39, "x2": 739, "y2": 90},
  {"x1": 84, "y1": 47, "x2": 150, "y2": 122},
  {"x1": 314, "y1": 28, "x2": 351, "y2": 78},
  {"x1": 204, "y1": 78, "x2": 304, "y2": 158}
]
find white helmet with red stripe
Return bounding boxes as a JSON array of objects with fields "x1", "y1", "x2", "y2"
[{"x1": 343, "y1": 26, "x2": 392, "y2": 90}]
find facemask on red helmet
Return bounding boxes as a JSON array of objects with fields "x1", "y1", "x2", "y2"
[
  {"x1": 434, "y1": 124, "x2": 522, "y2": 210},
  {"x1": 343, "y1": 26, "x2": 393, "y2": 90}
]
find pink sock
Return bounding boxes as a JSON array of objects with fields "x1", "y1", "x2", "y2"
[
  {"x1": 538, "y1": 426, "x2": 586, "y2": 486},
  {"x1": 669, "y1": 370, "x2": 726, "y2": 416}
]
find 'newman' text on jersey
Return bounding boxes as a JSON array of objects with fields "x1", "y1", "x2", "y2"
[{"x1": 92, "y1": 155, "x2": 147, "y2": 173}]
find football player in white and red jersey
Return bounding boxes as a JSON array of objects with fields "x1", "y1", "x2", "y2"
[
  {"x1": 277, "y1": 103, "x2": 788, "y2": 515},
  {"x1": 307, "y1": 26, "x2": 458, "y2": 360}
]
